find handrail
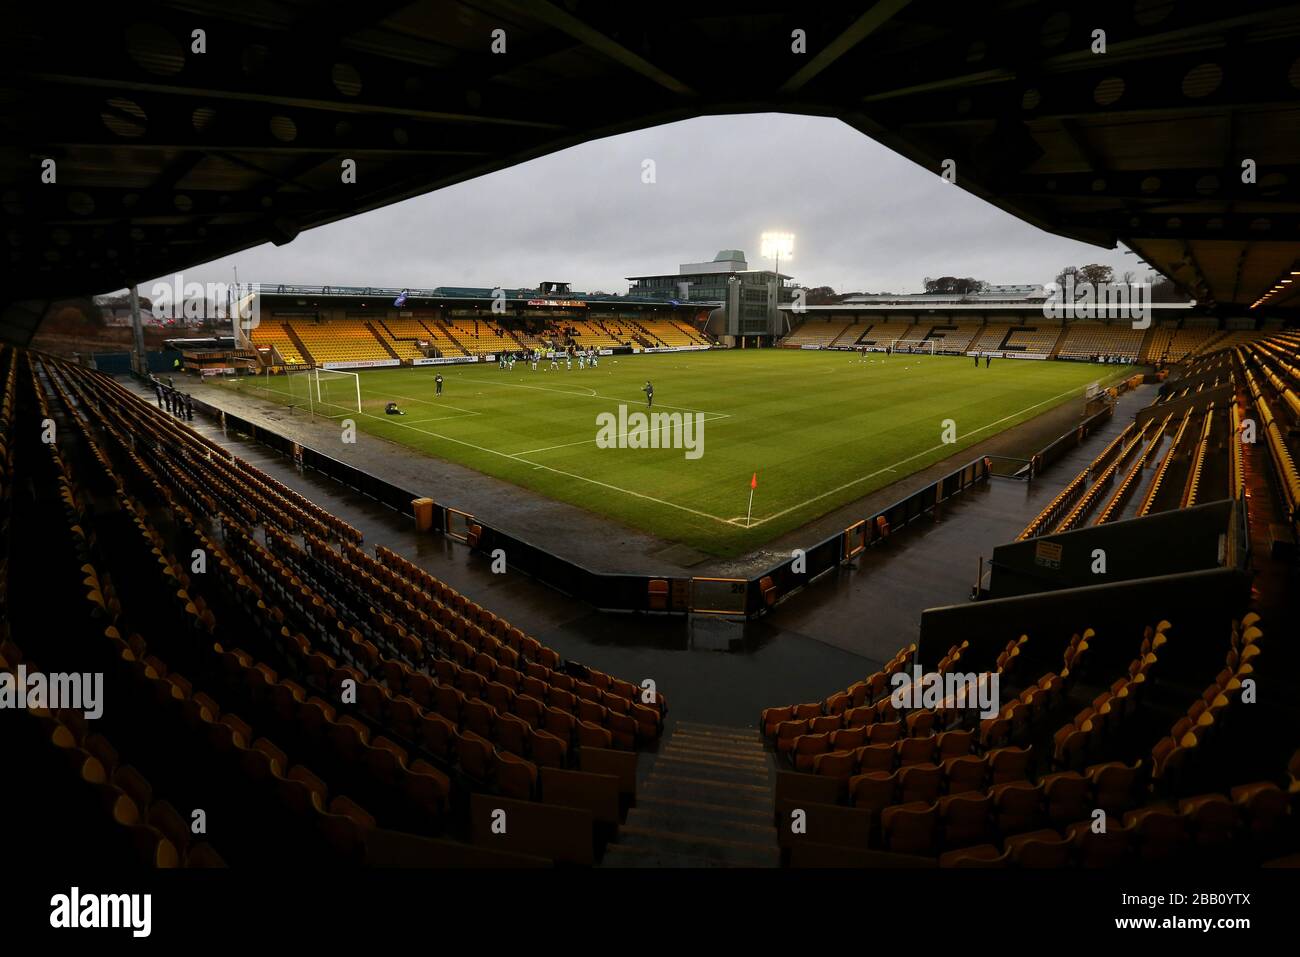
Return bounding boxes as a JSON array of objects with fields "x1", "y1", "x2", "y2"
[{"x1": 1137, "y1": 407, "x2": 1192, "y2": 517}]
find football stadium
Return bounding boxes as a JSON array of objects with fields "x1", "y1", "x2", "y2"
[{"x1": 3, "y1": 0, "x2": 1300, "y2": 936}]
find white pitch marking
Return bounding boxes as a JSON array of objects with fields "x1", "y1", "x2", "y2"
[{"x1": 742, "y1": 372, "x2": 1134, "y2": 528}]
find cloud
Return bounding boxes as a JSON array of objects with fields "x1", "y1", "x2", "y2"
[{"x1": 145, "y1": 113, "x2": 1145, "y2": 295}]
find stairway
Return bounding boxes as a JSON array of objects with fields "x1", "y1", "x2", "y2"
[
  {"x1": 435, "y1": 319, "x2": 472, "y2": 356},
  {"x1": 602, "y1": 721, "x2": 779, "y2": 867},
  {"x1": 1048, "y1": 324, "x2": 1071, "y2": 358},
  {"x1": 282, "y1": 323, "x2": 315, "y2": 365},
  {"x1": 364, "y1": 322, "x2": 400, "y2": 359}
]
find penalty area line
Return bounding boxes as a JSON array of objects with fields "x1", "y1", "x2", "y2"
[
  {"x1": 342, "y1": 408, "x2": 739, "y2": 527},
  {"x1": 742, "y1": 375, "x2": 1128, "y2": 528}
]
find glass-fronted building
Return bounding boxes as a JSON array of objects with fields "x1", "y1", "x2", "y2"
[{"x1": 626, "y1": 250, "x2": 795, "y2": 344}]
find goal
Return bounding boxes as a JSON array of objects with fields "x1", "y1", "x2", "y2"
[
  {"x1": 312, "y1": 367, "x2": 361, "y2": 414},
  {"x1": 877, "y1": 338, "x2": 936, "y2": 355},
  {"x1": 273, "y1": 366, "x2": 361, "y2": 414}
]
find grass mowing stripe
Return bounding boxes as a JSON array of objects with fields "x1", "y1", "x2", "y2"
[{"x1": 219, "y1": 351, "x2": 1135, "y2": 557}]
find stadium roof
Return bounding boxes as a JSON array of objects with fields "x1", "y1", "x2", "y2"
[
  {"x1": 625, "y1": 270, "x2": 793, "y2": 281},
  {"x1": 780, "y1": 302, "x2": 1196, "y2": 313},
  {"x1": 257, "y1": 283, "x2": 713, "y2": 306},
  {"x1": 4, "y1": 1, "x2": 1300, "y2": 344}
]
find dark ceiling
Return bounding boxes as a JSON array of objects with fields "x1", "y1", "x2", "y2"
[{"x1": 4, "y1": 0, "x2": 1300, "y2": 343}]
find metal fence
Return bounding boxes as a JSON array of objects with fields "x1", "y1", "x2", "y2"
[{"x1": 189, "y1": 387, "x2": 992, "y2": 621}]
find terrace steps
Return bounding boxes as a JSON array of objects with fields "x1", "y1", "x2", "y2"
[
  {"x1": 601, "y1": 721, "x2": 779, "y2": 867},
  {"x1": 365, "y1": 322, "x2": 400, "y2": 360},
  {"x1": 282, "y1": 323, "x2": 315, "y2": 366}
]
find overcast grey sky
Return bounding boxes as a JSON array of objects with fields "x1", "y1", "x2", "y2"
[{"x1": 163, "y1": 112, "x2": 1147, "y2": 296}]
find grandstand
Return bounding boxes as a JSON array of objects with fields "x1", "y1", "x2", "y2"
[
  {"x1": 926, "y1": 320, "x2": 984, "y2": 354},
  {"x1": 5, "y1": 346, "x2": 665, "y2": 868},
  {"x1": 242, "y1": 301, "x2": 717, "y2": 367},
  {"x1": 445, "y1": 319, "x2": 521, "y2": 357},
  {"x1": 420, "y1": 319, "x2": 472, "y2": 359},
  {"x1": 1056, "y1": 323, "x2": 1148, "y2": 362},
  {"x1": 373, "y1": 318, "x2": 436, "y2": 361},
  {"x1": 782, "y1": 317, "x2": 856, "y2": 347},
  {"x1": 565, "y1": 320, "x2": 627, "y2": 350},
  {"x1": 1003, "y1": 325, "x2": 1062, "y2": 356},
  {"x1": 251, "y1": 324, "x2": 309, "y2": 368},
  {"x1": 968, "y1": 322, "x2": 1016, "y2": 353},
  {"x1": 5, "y1": 0, "x2": 1300, "y2": 917},
  {"x1": 857, "y1": 320, "x2": 916, "y2": 348},
  {"x1": 754, "y1": 326, "x2": 1300, "y2": 867},
  {"x1": 283, "y1": 319, "x2": 396, "y2": 367}
]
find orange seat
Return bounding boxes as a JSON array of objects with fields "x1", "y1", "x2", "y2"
[
  {"x1": 849, "y1": 770, "x2": 896, "y2": 812},
  {"x1": 493, "y1": 712, "x2": 531, "y2": 756},
  {"x1": 898, "y1": 763, "x2": 943, "y2": 804},
  {"x1": 936, "y1": 729, "x2": 973, "y2": 759},
  {"x1": 577, "y1": 720, "x2": 612, "y2": 749},
  {"x1": 809, "y1": 715, "x2": 840, "y2": 734},
  {"x1": 461, "y1": 698, "x2": 497, "y2": 739},
  {"x1": 812, "y1": 749, "x2": 856, "y2": 780},
  {"x1": 937, "y1": 792, "x2": 993, "y2": 849},
  {"x1": 776, "y1": 720, "x2": 810, "y2": 753},
  {"x1": 1040, "y1": 771, "x2": 1090, "y2": 827},
  {"x1": 1124, "y1": 806, "x2": 1187, "y2": 864},
  {"x1": 988, "y1": 745, "x2": 1033, "y2": 784},
  {"x1": 939, "y1": 843, "x2": 1008, "y2": 867},
  {"x1": 1005, "y1": 829, "x2": 1071, "y2": 867},
  {"x1": 991, "y1": 780, "x2": 1043, "y2": 837},
  {"x1": 761, "y1": 705, "x2": 795, "y2": 738},
  {"x1": 881, "y1": 801, "x2": 938, "y2": 856},
  {"x1": 829, "y1": 727, "x2": 867, "y2": 751},
  {"x1": 793, "y1": 733, "x2": 831, "y2": 772},
  {"x1": 529, "y1": 728, "x2": 568, "y2": 769},
  {"x1": 496, "y1": 751, "x2": 538, "y2": 801},
  {"x1": 942, "y1": 754, "x2": 986, "y2": 794},
  {"x1": 897, "y1": 737, "x2": 936, "y2": 767},
  {"x1": 868, "y1": 722, "x2": 901, "y2": 745},
  {"x1": 1065, "y1": 820, "x2": 1132, "y2": 867},
  {"x1": 456, "y1": 730, "x2": 496, "y2": 780},
  {"x1": 419, "y1": 711, "x2": 459, "y2": 759},
  {"x1": 855, "y1": 743, "x2": 895, "y2": 774}
]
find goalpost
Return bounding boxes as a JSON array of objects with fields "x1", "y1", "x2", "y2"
[
  {"x1": 312, "y1": 367, "x2": 362, "y2": 414},
  {"x1": 879, "y1": 338, "x2": 936, "y2": 355}
]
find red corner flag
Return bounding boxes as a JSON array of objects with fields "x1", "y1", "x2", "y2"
[
  {"x1": 746, "y1": 473, "x2": 757, "y2": 527},
  {"x1": 750, "y1": 472, "x2": 758, "y2": 489}
]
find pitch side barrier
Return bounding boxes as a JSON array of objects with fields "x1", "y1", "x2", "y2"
[
  {"x1": 1021, "y1": 402, "x2": 1115, "y2": 477},
  {"x1": 187, "y1": 387, "x2": 994, "y2": 618},
  {"x1": 744, "y1": 457, "x2": 993, "y2": 616}
]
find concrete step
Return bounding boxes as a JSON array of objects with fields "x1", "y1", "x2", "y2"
[
  {"x1": 648, "y1": 753, "x2": 772, "y2": 783},
  {"x1": 606, "y1": 722, "x2": 779, "y2": 866},
  {"x1": 658, "y1": 741, "x2": 770, "y2": 768},
  {"x1": 635, "y1": 792, "x2": 772, "y2": 823},
  {"x1": 600, "y1": 841, "x2": 749, "y2": 868},
  {"x1": 626, "y1": 802, "x2": 777, "y2": 842},
  {"x1": 612, "y1": 823, "x2": 780, "y2": 868},
  {"x1": 640, "y1": 773, "x2": 772, "y2": 810},
  {"x1": 668, "y1": 731, "x2": 768, "y2": 754}
]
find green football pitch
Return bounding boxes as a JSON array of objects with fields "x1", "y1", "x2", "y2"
[{"x1": 218, "y1": 350, "x2": 1136, "y2": 557}]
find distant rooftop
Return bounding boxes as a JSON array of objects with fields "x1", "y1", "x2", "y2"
[{"x1": 255, "y1": 283, "x2": 716, "y2": 306}]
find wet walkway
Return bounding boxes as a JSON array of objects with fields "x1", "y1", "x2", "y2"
[{"x1": 132, "y1": 377, "x2": 1160, "y2": 727}]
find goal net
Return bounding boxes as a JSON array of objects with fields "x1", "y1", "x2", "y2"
[
  {"x1": 874, "y1": 338, "x2": 936, "y2": 355},
  {"x1": 312, "y1": 368, "x2": 362, "y2": 414}
]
